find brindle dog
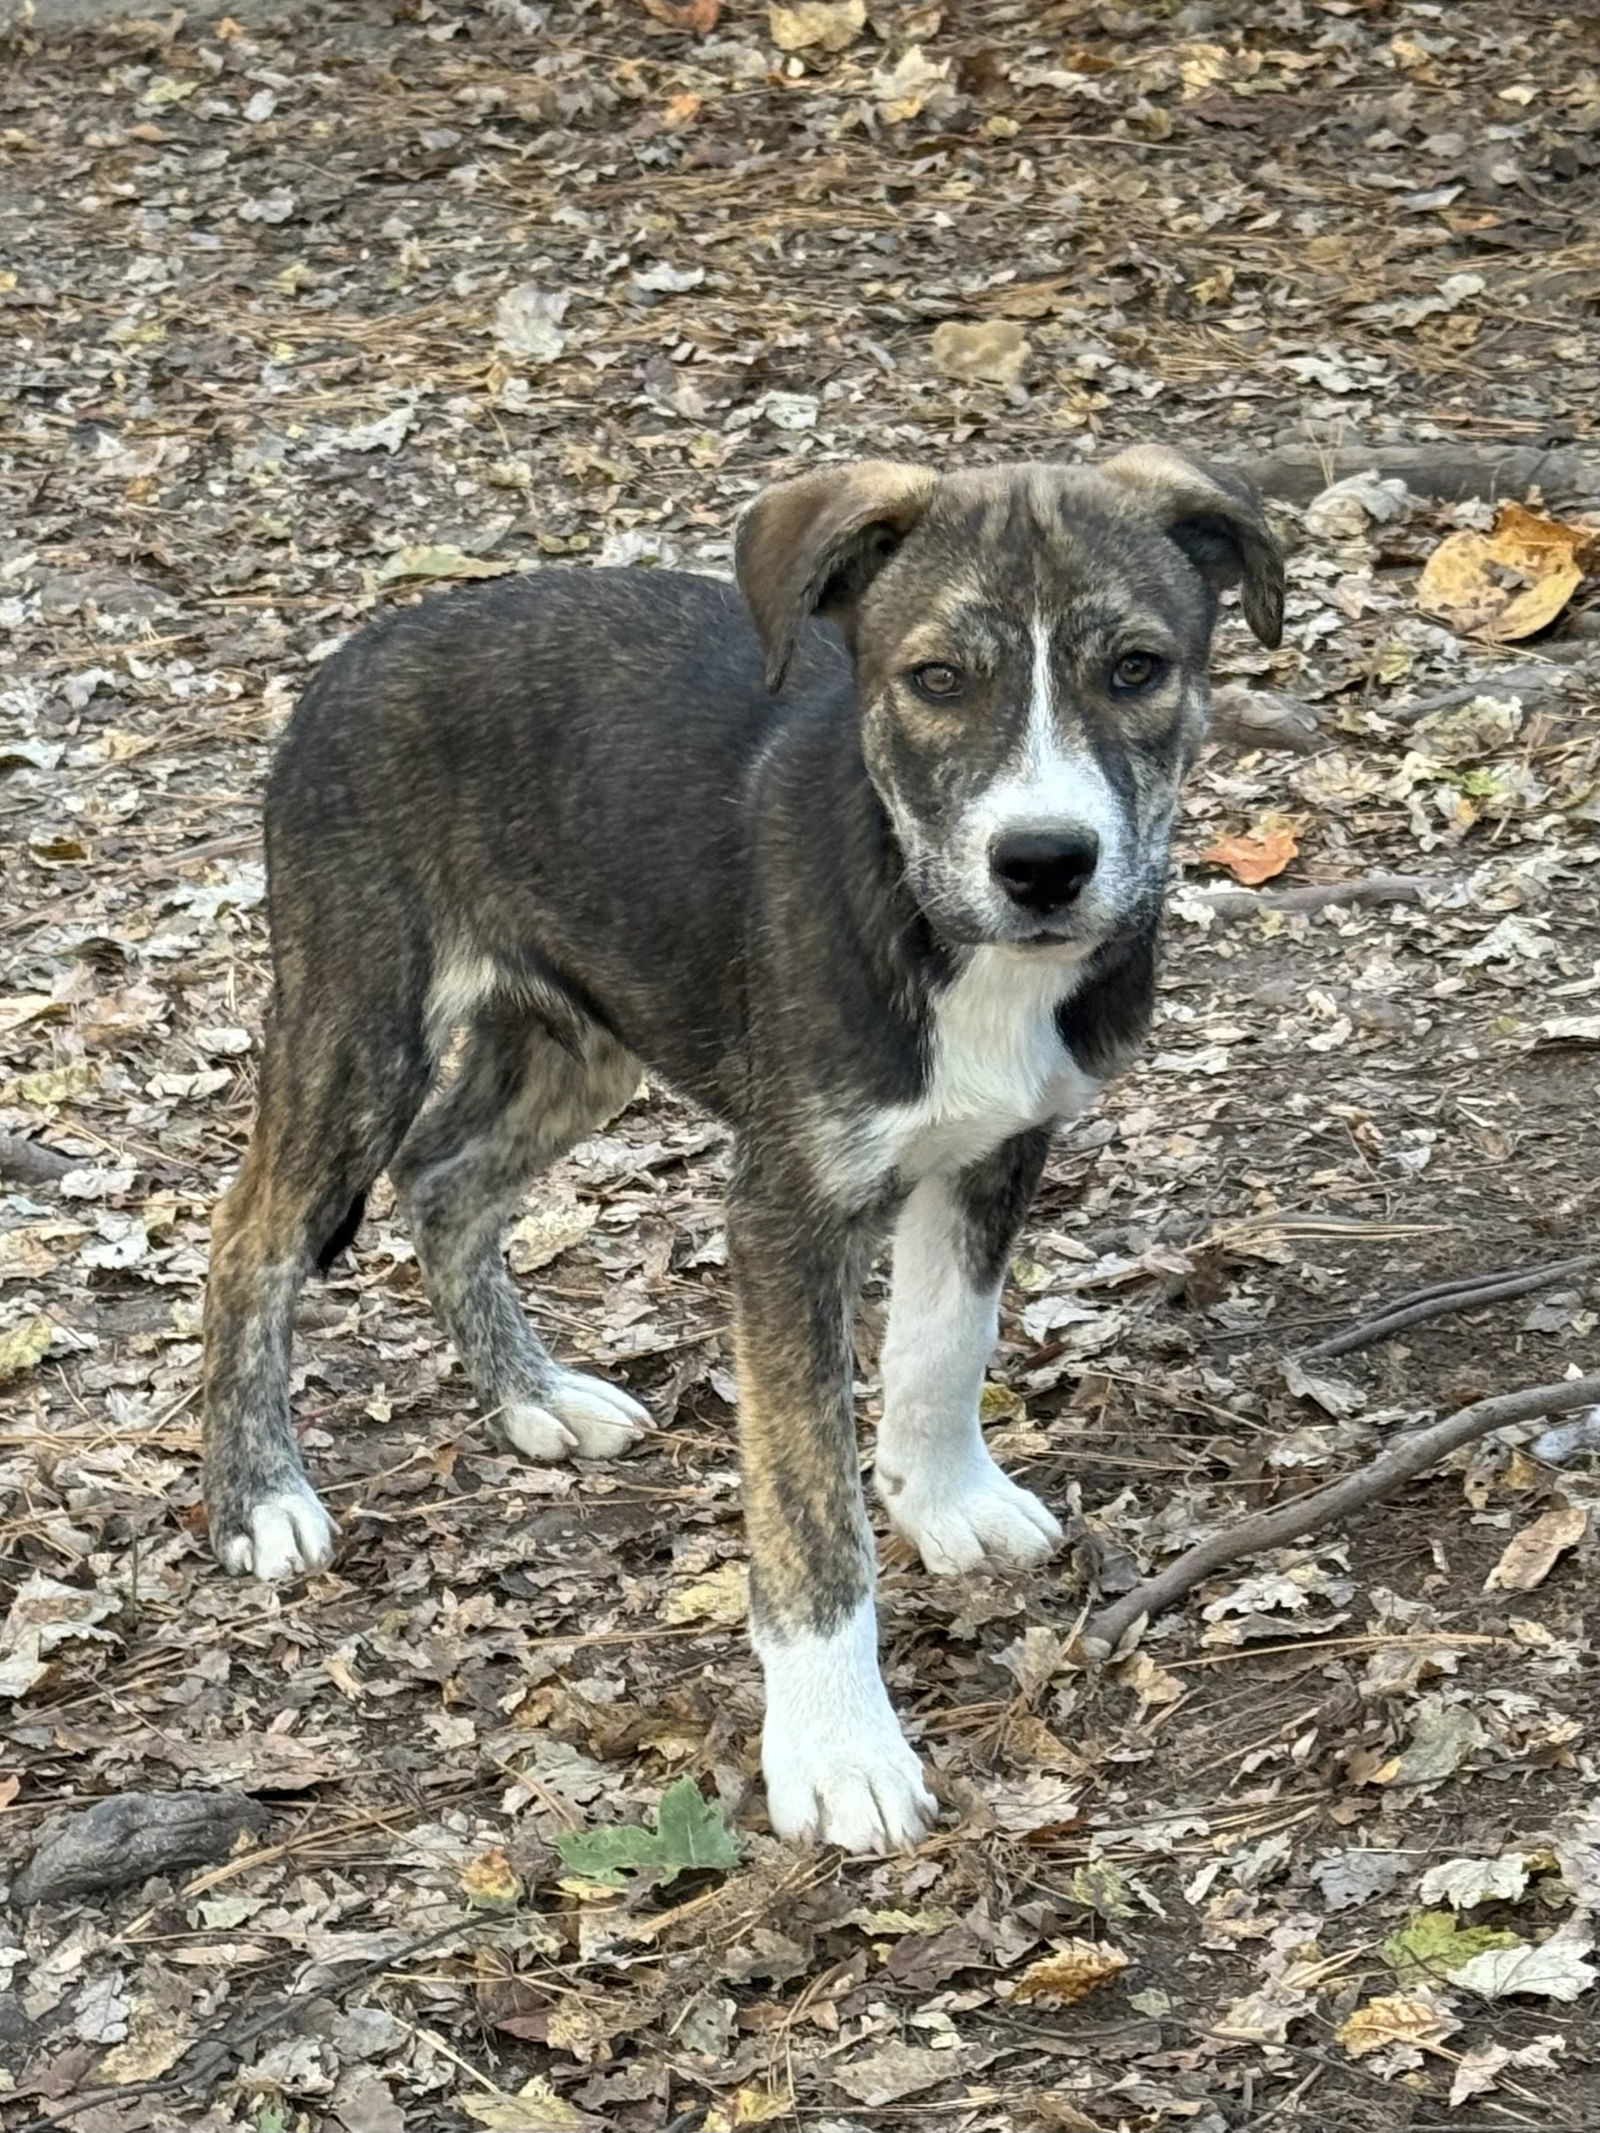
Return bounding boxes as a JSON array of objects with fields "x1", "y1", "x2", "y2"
[{"x1": 202, "y1": 447, "x2": 1284, "y2": 1852}]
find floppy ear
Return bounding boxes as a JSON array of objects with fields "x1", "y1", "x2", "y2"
[
  {"x1": 1103, "y1": 444, "x2": 1285, "y2": 649},
  {"x1": 735, "y1": 460, "x2": 937, "y2": 691}
]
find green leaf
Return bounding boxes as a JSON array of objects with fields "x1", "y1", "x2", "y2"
[
  {"x1": 1383, "y1": 1909, "x2": 1521, "y2": 1985},
  {"x1": 652, "y1": 1775, "x2": 742, "y2": 1880},
  {"x1": 554, "y1": 1777, "x2": 740, "y2": 1889},
  {"x1": 554, "y1": 1820, "x2": 664, "y2": 1889}
]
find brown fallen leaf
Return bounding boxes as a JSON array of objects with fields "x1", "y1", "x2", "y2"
[
  {"x1": 1338, "y1": 1991, "x2": 1460, "y2": 2058},
  {"x1": 1483, "y1": 1503, "x2": 1588, "y2": 1592},
  {"x1": 1012, "y1": 1938, "x2": 1131, "y2": 2005},
  {"x1": 1417, "y1": 502, "x2": 1599, "y2": 642},
  {"x1": 769, "y1": 0, "x2": 864, "y2": 53},
  {"x1": 641, "y1": 0, "x2": 720, "y2": 31},
  {"x1": 930, "y1": 318, "x2": 1031, "y2": 388},
  {"x1": 1199, "y1": 811, "x2": 1302, "y2": 885}
]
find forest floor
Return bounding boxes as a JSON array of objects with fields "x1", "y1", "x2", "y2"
[{"x1": 1, "y1": 2, "x2": 1598, "y2": 2130}]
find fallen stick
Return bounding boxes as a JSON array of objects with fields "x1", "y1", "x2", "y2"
[
  {"x1": 1307, "y1": 1250, "x2": 1598, "y2": 1360},
  {"x1": 1238, "y1": 442, "x2": 1600, "y2": 508},
  {"x1": 0, "y1": 1131, "x2": 75, "y2": 1186},
  {"x1": 1079, "y1": 1373, "x2": 1600, "y2": 1661},
  {"x1": 1197, "y1": 875, "x2": 1432, "y2": 918}
]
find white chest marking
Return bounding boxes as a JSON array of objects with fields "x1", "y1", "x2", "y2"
[{"x1": 822, "y1": 947, "x2": 1102, "y2": 1197}]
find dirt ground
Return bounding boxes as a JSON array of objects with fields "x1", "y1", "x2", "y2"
[{"x1": 2, "y1": 3, "x2": 1599, "y2": 2129}]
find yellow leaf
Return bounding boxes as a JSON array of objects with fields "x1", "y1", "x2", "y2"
[
  {"x1": 1200, "y1": 810, "x2": 1301, "y2": 885},
  {"x1": 458, "y1": 2077, "x2": 593, "y2": 2131},
  {"x1": 461, "y1": 1846, "x2": 524, "y2": 1911},
  {"x1": 1417, "y1": 502, "x2": 1598, "y2": 643},
  {"x1": 1338, "y1": 1992, "x2": 1460, "y2": 2058},
  {"x1": 663, "y1": 1561, "x2": 748, "y2": 1626},
  {"x1": 1013, "y1": 1938, "x2": 1131, "y2": 2005},
  {"x1": 97, "y1": 2007, "x2": 194, "y2": 2084},
  {"x1": 1483, "y1": 1504, "x2": 1588, "y2": 1593},
  {"x1": 703, "y1": 2084, "x2": 793, "y2": 2130},
  {"x1": 930, "y1": 319, "x2": 1031, "y2": 388},
  {"x1": 768, "y1": 0, "x2": 864, "y2": 52},
  {"x1": 0, "y1": 1317, "x2": 54, "y2": 1385}
]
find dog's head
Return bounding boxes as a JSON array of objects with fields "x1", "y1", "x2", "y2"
[{"x1": 736, "y1": 448, "x2": 1283, "y2": 955}]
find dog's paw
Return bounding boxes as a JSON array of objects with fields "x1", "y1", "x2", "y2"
[
  {"x1": 880, "y1": 1452, "x2": 1062, "y2": 1577},
  {"x1": 763, "y1": 1707, "x2": 937, "y2": 1855},
  {"x1": 212, "y1": 1481, "x2": 338, "y2": 1581},
  {"x1": 500, "y1": 1371, "x2": 647, "y2": 1462}
]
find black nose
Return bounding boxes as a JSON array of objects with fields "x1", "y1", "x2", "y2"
[{"x1": 991, "y1": 828, "x2": 1100, "y2": 915}]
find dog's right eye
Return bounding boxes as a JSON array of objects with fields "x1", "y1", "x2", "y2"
[{"x1": 909, "y1": 662, "x2": 965, "y2": 701}]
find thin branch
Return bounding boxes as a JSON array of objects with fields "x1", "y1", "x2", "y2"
[
  {"x1": 1307, "y1": 1251, "x2": 1598, "y2": 1359},
  {"x1": 1240, "y1": 440, "x2": 1600, "y2": 507},
  {"x1": 1079, "y1": 1374, "x2": 1600, "y2": 1661},
  {"x1": 1197, "y1": 875, "x2": 1432, "y2": 919}
]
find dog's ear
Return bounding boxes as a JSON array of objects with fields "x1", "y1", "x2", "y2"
[
  {"x1": 1104, "y1": 444, "x2": 1285, "y2": 649},
  {"x1": 735, "y1": 461, "x2": 937, "y2": 690}
]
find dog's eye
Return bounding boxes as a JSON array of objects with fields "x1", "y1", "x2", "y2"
[
  {"x1": 1110, "y1": 651, "x2": 1166, "y2": 693},
  {"x1": 910, "y1": 662, "x2": 965, "y2": 701}
]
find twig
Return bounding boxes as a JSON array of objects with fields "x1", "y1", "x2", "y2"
[
  {"x1": 1307, "y1": 1250, "x2": 1598, "y2": 1359},
  {"x1": 1239, "y1": 441, "x2": 1600, "y2": 507},
  {"x1": 0, "y1": 1131, "x2": 74, "y2": 1186},
  {"x1": 1196, "y1": 875, "x2": 1432, "y2": 918},
  {"x1": 1079, "y1": 1373, "x2": 1600, "y2": 1660}
]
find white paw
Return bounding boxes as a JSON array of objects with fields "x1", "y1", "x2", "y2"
[
  {"x1": 499, "y1": 1370, "x2": 647, "y2": 1462},
  {"x1": 879, "y1": 1452, "x2": 1062, "y2": 1577},
  {"x1": 757, "y1": 1598, "x2": 937, "y2": 1854},
  {"x1": 763, "y1": 1703, "x2": 936, "y2": 1854},
  {"x1": 217, "y1": 1483, "x2": 338, "y2": 1581}
]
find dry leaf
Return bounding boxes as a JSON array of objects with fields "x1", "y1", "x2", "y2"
[
  {"x1": 1200, "y1": 811, "x2": 1301, "y2": 885},
  {"x1": 1448, "y1": 1933, "x2": 1597, "y2": 2002},
  {"x1": 97, "y1": 2005, "x2": 195, "y2": 2084},
  {"x1": 0, "y1": 1316, "x2": 55, "y2": 1384},
  {"x1": 1013, "y1": 1938, "x2": 1131, "y2": 2005},
  {"x1": 1484, "y1": 1503, "x2": 1588, "y2": 1591},
  {"x1": 768, "y1": 0, "x2": 864, "y2": 53},
  {"x1": 830, "y1": 2042, "x2": 965, "y2": 2107},
  {"x1": 641, "y1": 0, "x2": 721, "y2": 32},
  {"x1": 458, "y1": 2076, "x2": 601, "y2": 2131},
  {"x1": 663, "y1": 1560, "x2": 748, "y2": 1626},
  {"x1": 703, "y1": 2084, "x2": 793, "y2": 2130},
  {"x1": 1337, "y1": 1992, "x2": 1459, "y2": 2058},
  {"x1": 930, "y1": 318, "x2": 1031, "y2": 388},
  {"x1": 1417, "y1": 502, "x2": 1598, "y2": 642},
  {"x1": 461, "y1": 1845, "x2": 524, "y2": 1911}
]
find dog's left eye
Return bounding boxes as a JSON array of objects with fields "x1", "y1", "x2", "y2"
[
  {"x1": 1110, "y1": 652, "x2": 1166, "y2": 693},
  {"x1": 910, "y1": 662, "x2": 966, "y2": 701}
]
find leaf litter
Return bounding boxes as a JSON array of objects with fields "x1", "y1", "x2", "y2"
[{"x1": 1, "y1": 0, "x2": 1598, "y2": 2128}]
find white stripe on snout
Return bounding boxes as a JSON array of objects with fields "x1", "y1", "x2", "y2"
[
  {"x1": 1029, "y1": 612, "x2": 1055, "y2": 740},
  {"x1": 965, "y1": 617, "x2": 1129, "y2": 882}
]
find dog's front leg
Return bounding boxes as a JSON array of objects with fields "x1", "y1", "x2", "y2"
[
  {"x1": 876, "y1": 1129, "x2": 1065, "y2": 1576},
  {"x1": 727, "y1": 1166, "x2": 936, "y2": 1854}
]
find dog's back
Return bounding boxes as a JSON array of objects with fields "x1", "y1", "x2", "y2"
[{"x1": 265, "y1": 566, "x2": 856, "y2": 1106}]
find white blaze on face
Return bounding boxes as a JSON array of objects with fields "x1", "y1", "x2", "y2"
[{"x1": 952, "y1": 613, "x2": 1131, "y2": 929}]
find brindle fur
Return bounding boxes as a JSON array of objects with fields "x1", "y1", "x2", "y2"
[{"x1": 202, "y1": 446, "x2": 1283, "y2": 1850}]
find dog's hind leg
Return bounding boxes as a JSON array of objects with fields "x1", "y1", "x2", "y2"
[
  {"x1": 874, "y1": 1129, "x2": 1064, "y2": 1577},
  {"x1": 392, "y1": 1003, "x2": 647, "y2": 1461},
  {"x1": 729, "y1": 1158, "x2": 936, "y2": 1855},
  {"x1": 203, "y1": 990, "x2": 435, "y2": 1580}
]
